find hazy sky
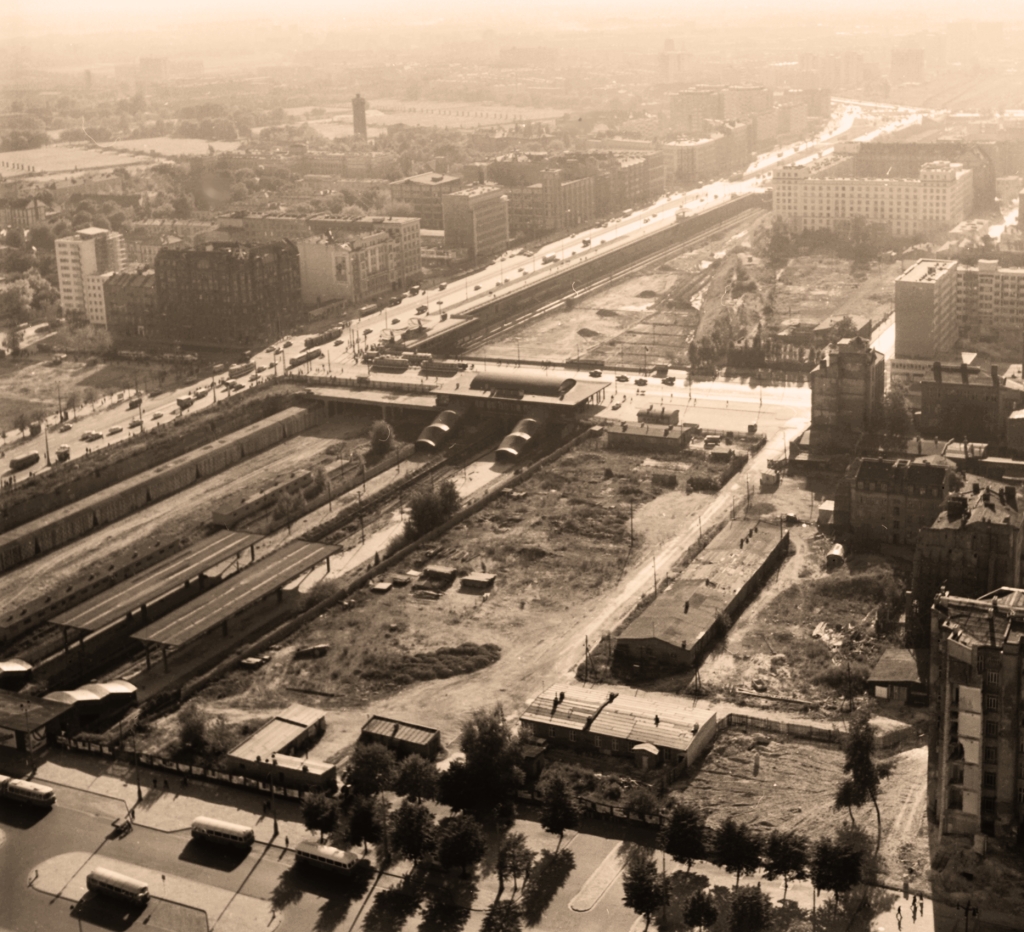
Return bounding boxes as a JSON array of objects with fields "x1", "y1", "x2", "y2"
[{"x1": 3, "y1": 0, "x2": 1022, "y2": 38}]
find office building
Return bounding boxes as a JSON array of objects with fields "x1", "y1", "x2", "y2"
[
  {"x1": 389, "y1": 173, "x2": 463, "y2": 230},
  {"x1": 809, "y1": 336, "x2": 885, "y2": 446},
  {"x1": 894, "y1": 259, "x2": 959, "y2": 361},
  {"x1": 55, "y1": 227, "x2": 126, "y2": 325},
  {"x1": 508, "y1": 171, "x2": 596, "y2": 236},
  {"x1": 773, "y1": 160, "x2": 974, "y2": 239},
  {"x1": 931, "y1": 588, "x2": 1024, "y2": 840},
  {"x1": 442, "y1": 185, "x2": 509, "y2": 262},
  {"x1": 352, "y1": 94, "x2": 367, "y2": 139},
  {"x1": 154, "y1": 241, "x2": 301, "y2": 350}
]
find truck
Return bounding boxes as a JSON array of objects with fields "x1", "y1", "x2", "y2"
[
  {"x1": 9, "y1": 451, "x2": 40, "y2": 472},
  {"x1": 541, "y1": 253, "x2": 559, "y2": 265},
  {"x1": 127, "y1": 395, "x2": 142, "y2": 410},
  {"x1": 176, "y1": 396, "x2": 194, "y2": 410},
  {"x1": 56, "y1": 444, "x2": 71, "y2": 462}
]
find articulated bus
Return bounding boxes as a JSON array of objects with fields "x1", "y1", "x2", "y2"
[
  {"x1": 0, "y1": 775, "x2": 56, "y2": 809},
  {"x1": 191, "y1": 816, "x2": 255, "y2": 848},
  {"x1": 295, "y1": 840, "x2": 361, "y2": 872},
  {"x1": 86, "y1": 868, "x2": 150, "y2": 905}
]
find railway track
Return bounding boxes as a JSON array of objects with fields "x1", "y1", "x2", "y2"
[{"x1": 460, "y1": 208, "x2": 767, "y2": 355}]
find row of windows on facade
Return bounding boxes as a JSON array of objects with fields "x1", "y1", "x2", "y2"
[{"x1": 856, "y1": 482, "x2": 941, "y2": 496}]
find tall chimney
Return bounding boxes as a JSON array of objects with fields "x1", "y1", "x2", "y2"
[{"x1": 933, "y1": 361, "x2": 943, "y2": 383}]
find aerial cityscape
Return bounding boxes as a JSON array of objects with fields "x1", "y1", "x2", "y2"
[{"x1": 2, "y1": 4, "x2": 1024, "y2": 931}]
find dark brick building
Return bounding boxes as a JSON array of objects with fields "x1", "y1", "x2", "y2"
[
  {"x1": 154, "y1": 241, "x2": 301, "y2": 350},
  {"x1": 103, "y1": 268, "x2": 157, "y2": 346}
]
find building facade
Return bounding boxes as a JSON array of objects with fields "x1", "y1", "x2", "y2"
[
  {"x1": 55, "y1": 227, "x2": 126, "y2": 326},
  {"x1": 153, "y1": 241, "x2": 301, "y2": 350},
  {"x1": 773, "y1": 160, "x2": 974, "y2": 238},
  {"x1": 352, "y1": 93, "x2": 367, "y2": 139},
  {"x1": 0, "y1": 197, "x2": 47, "y2": 227},
  {"x1": 389, "y1": 173, "x2": 463, "y2": 230},
  {"x1": 103, "y1": 268, "x2": 157, "y2": 344},
  {"x1": 307, "y1": 215, "x2": 421, "y2": 292},
  {"x1": 931, "y1": 588, "x2": 1024, "y2": 841},
  {"x1": 441, "y1": 185, "x2": 509, "y2": 262},
  {"x1": 956, "y1": 260, "x2": 1024, "y2": 338},
  {"x1": 918, "y1": 365, "x2": 1024, "y2": 445},
  {"x1": 809, "y1": 336, "x2": 886, "y2": 446},
  {"x1": 894, "y1": 259, "x2": 959, "y2": 361}
]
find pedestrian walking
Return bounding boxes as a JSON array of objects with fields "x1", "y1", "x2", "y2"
[
  {"x1": 896, "y1": 906, "x2": 903, "y2": 931},
  {"x1": 912, "y1": 901, "x2": 917, "y2": 922},
  {"x1": 285, "y1": 836, "x2": 289, "y2": 848}
]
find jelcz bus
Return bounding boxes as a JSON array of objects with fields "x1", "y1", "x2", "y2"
[
  {"x1": 86, "y1": 867, "x2": 150, "y2": 905},
  {"x1": 287, "y1": 348, "x2": 323, "y2": 369},
  {"x1": 295, "y1": 840, "x2": 361, "y2": 872},
  {"x1": 8, "y1": 451, "x2": 40, "y2": 472},
  {"x1": 0, "y1": 775, "x2": 56, "y2": 808},
  {"x1": 191, "y1": 816, "x2": 255, "y2": 848},
  {"x1": 228, "y1": 362, "x2": 256, "y2": 380}
]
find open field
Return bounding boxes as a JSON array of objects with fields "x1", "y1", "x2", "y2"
[
  {"x1": 0, "y1": 143, "x2": 152, "y2": 177},
  {"x1": 773, "y1": 255, "x2": 902, "y2": 329},
  {"x1": 98, "y1": 136, "x2": 241, "y2": 156}
]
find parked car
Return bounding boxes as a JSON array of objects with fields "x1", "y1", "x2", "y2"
[
  {"x1": 81, "y1": 430, "x2": 102, "y2": 442},
  {"x1": 616, "y1": 374, "x2": 629, "y2": 382},
  {"x1": 611, "y1": 403, "x2": 622, "y2": 410},
  {"x1": 635, "y1": 378, "x2": 648, "y2": 386},
  {"x1": 589, "y1": 369, "x2": 602, "y2": 377},
  {"x1": 107, "y1": 425, "x2": 123, "y2": 436},
  {"x1": 59, "y1": 423, "x2": 72, "y2": 432},
  {"x1": 334, "y1": 339, "x2": 344, "y2": 346},
  {"x1": 662, "y1": 376, "x2": 676, "y2": 386}
]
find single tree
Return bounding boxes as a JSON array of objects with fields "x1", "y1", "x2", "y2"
[
  {"x1": 838, "y1": 710, "x2": 893, "y2": 852},
  {"x1": 497, "y1": 831, "x2": 535, "y2": 895},
  {"x1": 443, "y1": 704, "x2": 523, "y2": 812},
  {"x1": 177, "y1": 702, "x2": 207, "y2": 753},
  {"x1": 369, "y1": 419, "x2": 393, "y2": 455},
  {"x1": 623, "y1": 785, "x2": 660, "y2": 819},
  {"x1": 301, "y1": 791, "x2": 338, "y2": 843},
  {"x1": 390, "y1": 798, "x2": 436, "y2": 866},
  {"x1": 833, "y1": 778, "x2": 868, "y2": 826},
  {"x1": 621, "y1": 846, "x2": 667, "y2": 931},
  {"x1": 345, "y1": 742, "x2": 397, "y2": 797},
  {"x1": 810, "y1": 836, "x2": 863, "y2": 918},
  {"x1": 394, "y1": 753, "x2": 438, "y2": 802},
  {"x1": 761, "y1": 829, "x2": 809, "y2": 902},
  {"x1": 348, "y1": 794, "x2": 385, "y2": 853},
  {"x1": 684, "y1": 889, "x2": 718, "y2": 932},
  {"x1": 711, "y1": 818, "x2": 763, "y2": 888},
  {"x1": 481, "y1": 899, "x2": 523, "y2": 932},
  {"x1": 538, "y1": 773, "x2": 580, "y2": 847},
  {"x1": 658, "y1": 801, "x2": 707, "y2": 872},
  {"x1": 13, "y1": 412, "x2": 28, "y2": 436},
  {"x1": 436, "y1": 812, "x2": 487, "y2": 877},
  {"x1": 729, "y1": 884, "x2": 773, "y2": 932}
]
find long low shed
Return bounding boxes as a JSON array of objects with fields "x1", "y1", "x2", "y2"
[
  {"x1": 132, "y1": 540, "x2": 337, "y2": 650},
  {"x1": 47, "y1": 531, "x2": 261, "y2": 636}
]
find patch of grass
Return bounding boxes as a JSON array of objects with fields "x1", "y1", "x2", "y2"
[{"x1": 361, "y1": 642, "x2": 501, "y2": 685}]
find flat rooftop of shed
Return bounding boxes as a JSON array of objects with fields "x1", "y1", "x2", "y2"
[
  {"x1": 0, "y1": 692, "x2": 70, "y2": 731},
  {"x1": 132, "y1": 541, "x2": 337, "y2": 648},
  {"x1": 362, "y1": 715, "x2": 440, "y2": 745},
  {"x1": 48, "y1": 531, "x2": 261, "y2": 633}
]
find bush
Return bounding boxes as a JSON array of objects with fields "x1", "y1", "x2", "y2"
[{"x1": 811, "y1": 660, "x2": 871, "y2": 694}]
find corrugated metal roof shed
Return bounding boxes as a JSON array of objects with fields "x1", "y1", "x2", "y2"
[
  {"x1": 362, "y1": 715, "x2": 439, "y2": 746},
  {"x1": 279, "y1": 704, "x2": 324, "y2": 728},
  {"x1": 230, "y1": 720, "x2": 308, "y2": 762}
]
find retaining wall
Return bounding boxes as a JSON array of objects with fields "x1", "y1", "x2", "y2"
[{"x1": 0, "y1": 405, "x2": 323, "y2": 575}]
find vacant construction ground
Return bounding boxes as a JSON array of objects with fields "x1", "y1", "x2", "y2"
[{"x1": 183, "y1": 442, "x2": 736, "y2": 762}]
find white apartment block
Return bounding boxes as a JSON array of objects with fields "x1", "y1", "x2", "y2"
[
  {"x1": 773, "y1": 160, "x2": 973, "y2": 238},
  {"x1": 956, "y1": 259, "x2": 1024, "y2": 336},
  {"x1": 55, "y1": 227, "x2": 126, "y2": 325}
]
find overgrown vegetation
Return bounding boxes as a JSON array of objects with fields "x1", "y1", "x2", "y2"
[{"x1": 359, "y1": 642, "x2": 502, "y2": 686}]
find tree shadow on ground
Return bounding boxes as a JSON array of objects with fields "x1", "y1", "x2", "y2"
[
  {"x1": 269, "y1": 864, "x2": 305, "y2": 913},
  {"x1": 363, "y1": 873, "x2": 424, "y2": 932},
  {"x1": 313, "y1": 860, "x2": 376, "y2": 932},
  {"x1": 815, "y1": 883, "x2": 900, "y2": 932},
  {"x1": 419, "y1": 874, "x2": 476, "y2": 932},
  {"x1": 654, "y1": 870, "x2": 710, "y2": 932},
  {"x1": 770, "y1": 899, "x2": 811, "y2": 932},
  {"x1": 520, "y1": 848, "x2": 577, "y2": 927}
]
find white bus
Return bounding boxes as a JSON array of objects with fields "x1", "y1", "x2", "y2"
[
  {"x1": 295, "y1": 840, "x2": 361, "y2": 872},
  {"x1": 191, "y1": 816, "x2": 255, "y2": 848},
  {"x1": 0, "y1": 775, "x2": 56, "y2": 809},
  {"x1": 86, "y1": 867, "x2": 150, "y2": 906}
]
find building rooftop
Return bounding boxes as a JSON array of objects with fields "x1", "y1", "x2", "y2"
[
  {"x1": 520, "y1": 683, "x2": 716, "y2": 754},
  {"x1": 935, "y1": 587, "x2": 1024, "y2": 650},
  {"x1": 897, "y1": 259, "x2": 959, "y2": 283},
  {"x1": 0, "y1": 693, "x2": 71, "y2": 732},
  {"x1": 867, "y1": 648, "x2": 924, "y2": 685},
  {"x1": 228, "y1": 705, "x2": 324, "y2": 763},
  {"x1": 928, "y1": 481, "x2": 1022, "y2": 532},
  {"x1": 361, "y1": 715, "x2": 439, "y2": 746},
  {"x1": 851, "y1": 457, "x2": 950, "y2": 492},
  {"x1": 393, "y1": 172, "x2": 462, "y2": 186}
]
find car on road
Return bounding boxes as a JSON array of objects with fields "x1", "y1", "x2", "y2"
[
  {"x1": 616, "y1": 374, "x2": 629, "y2": 382},
  {"x1": 589, "y1": 369, "x2": 602, "y2": 377},
  {"x1": 248, "y1": 373, "x2": 259, "y2": 382},
  {"x1": 283, "y1": 340, "x2": 293, "y2": 348},
  {"x1": 611, "y1": 403, "x2": 622, "y2": 410},
  {"x1": 194, "y1": 387, "x2": 209, "y2": 399},
  {"x1": 392, "y1": 318, "x2": 401, "y2": 325},
  {"x1": 151, "y1": 412, "x2": 163, "y2": 421},
  {"x1": 334, "y1": 339, "x2": 344, "y2": 346},
  {"x1": 59, "y1": 422, "x2": 72, "y2": 432},
  {"x1": 635, "y1": 378, "x2": 648, "y2": 386},
  {"x1": 264, "y1": 346, "x2": 275, "y2": 354},
  {"x1": 474, "y1": 285, "x2": 481, "y2": 290},
  {"x1": 662, "y1": 376, "x2": 676, "y2": 386},
  {"x1": 107, "y1": 425, "x2": 123, "y2": 436},
  {"x1": 256, "y1": 365, "x2": 267, "y2": 373},
  {"x1": 149, "y1": 390, "x2": 163, "y2": 398},
  {"x1": 81, "y1": 430, "x2": 102, "y2": 442},
  {"x1": 388, "y1": 296, "x2": 402, "y2": 306},
  {"x1": 129, "y1": 418, "x2": 143, "y2": 428},
  {"x1": 517, "y1": 267, "x2": 524, "y2": 272}
]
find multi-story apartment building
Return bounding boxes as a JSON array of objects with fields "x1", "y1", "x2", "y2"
[
  {"x1": 932, "y1": 587, "x2": 1024, "y2": 840},
  {"x1": 918, "y1": 364, "x2": 1024, "y2": 445},
  {"x1": 956, "y1": 260, "x2": 1024, "y2": 337},
  {"x1": 153, "y1": 241, "x2": 301, "y2": 350},
  {"x1": 123, "y1": 219, "x2": 222, "y2": 264},
  {"x1": 0, "y1": 196, "x2": 47, "y2": 227},
  {"x1": 352, "y1": 94, "x2": 367, "y2": 139},
  {"x1": 840, "y1": 457, "x2": 955, "y2": 546},
  {"x1": 773, "y1": 160, "x2": 974, "y2": 238},
  {"x1": 217, "y1": 213, "x2": 312, "y2": 243},
  {"x1": 663, "y1": 136, "x2": 726, "y2": 185},
  {"x1": 103, "y1": 268, "x2": 157, "y2": 344},
  {"x1": 307, "y1": 215, "x2": 421, "y2": 292},
  {"x1": 441, "y1": 185, "x2": 509, "y2": 262},
  {"x1": 389, "y1": 173, "x2": 463, "y2": 230},
  {"x1": 913, "y1": 484, "x2": 1024, "y2": 628},
  {"x1": 296, "y1": 230, "x2": 399, "y2": 309},
  {"x1": 809, "y1": 336, "x2": 885, "y2": 447},
  {"x1": 508, "y1": 171, "x2": 596, "y2": 236},
  {"x1": 55, "y1": 227, "x2": 126, "y2": 326},
  {"x1": 668, "y1": 86, "x2": 725, "y2": 133},
  {"x1": 722, "y1": 85, "x2": 772, "y2": 121},
  {"x1": 894, "y1": 259, "x2": 959, "y2": 361}
]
